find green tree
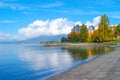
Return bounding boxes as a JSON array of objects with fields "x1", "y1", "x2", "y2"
[
  {"x1": 98, "y1": 14, "x2": 109, "y2": 42},
  {"x1": 70, "y1": 35, "x2": 77, "y2": 42},
  {"x1": 79, "y1": 24, "x2": 88, "y2": 42},
  {"x1": 108, "y1": 26, "x2": 115, "y2": 41},
  {"x1": 115, "y1": 24, "x2": 120, "y2": 39},
  {"x1": 61, "y1": 37, "x2": 67, "y2": 43}
]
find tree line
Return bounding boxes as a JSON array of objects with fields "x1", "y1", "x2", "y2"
[{"x1": 61, "y1": 14, "x2": 120, "y2": 43}]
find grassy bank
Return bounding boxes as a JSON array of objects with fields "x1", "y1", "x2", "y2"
[
  {"x1": 106, "y1": 40, "x2": 120, "y2": 44},
  {"x1": 41, "y1": 40, "x2": 120, "y2": 47}
]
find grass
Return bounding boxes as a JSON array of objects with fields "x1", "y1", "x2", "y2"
[
  {"x1": 106, "y1": 40, "x2": 120, "y2": 44},
  {"x1": 73, "y1": 40, "x2": 120, "y2": 44}
]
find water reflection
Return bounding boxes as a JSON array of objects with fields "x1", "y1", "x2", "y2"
[
  {"x1": 64, "y1": 45, "x2": 113, "y2": 62},
  {"x1": 19, "y1": 45, "x2": 113, "y2": 77},
  {"x1": 0, "y1": 44, "x2": 113, "y2": 80},
  {"x1": 19, "y1": 45, "x2": 73, "y2": 70}
]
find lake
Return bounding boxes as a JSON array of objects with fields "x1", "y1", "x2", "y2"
[{"x1": 0, "y1": 44, "x2": 113, "y2": 80}]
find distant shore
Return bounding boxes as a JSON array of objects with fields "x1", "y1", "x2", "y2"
[
  {"x1": 48, "y1": 44, "x2": 120, "y2": 80},
  {"x1": 42, "y1": 42, "x2": 118, "y2": 47}
]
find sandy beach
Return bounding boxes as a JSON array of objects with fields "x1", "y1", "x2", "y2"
[{"x1": 48, "y1": 44, "x2": 120, "y2": 80}]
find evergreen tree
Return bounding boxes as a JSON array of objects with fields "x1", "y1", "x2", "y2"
[{"x1": 61, "y1": 37, "x2": 67, "y2": 42}]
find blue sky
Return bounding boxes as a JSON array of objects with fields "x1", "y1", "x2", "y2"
[{"x1": 0, "y1": 0, "x2": 120, "y2": 41}]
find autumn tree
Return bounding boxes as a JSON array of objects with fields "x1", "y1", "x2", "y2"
[
  {"x1": 68, "y1": 32, "x2": 80, "y2": 42},
  {"x1": 115, "y1": 24, "x2": 120, "y2": 39},
  {"x1": 79, "y1": 24, "x2": 88, "y2": 42},
  {"x1": 98, "y1": 14, "x2": 109, "y2": 42},
  {"x1": 91, "y1": 29, "x2": 99, "y2": 42},
  {"x1": 108, "y1": 26, "x2": 115, "y2": 41}
]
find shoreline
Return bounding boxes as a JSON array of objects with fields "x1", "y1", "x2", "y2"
[
  {"x1": 42, "y1": 43, "x2": 119, "y2": 48},
  {"x1": 48, "y1": 44, "x2": 120, "y2": 80}
]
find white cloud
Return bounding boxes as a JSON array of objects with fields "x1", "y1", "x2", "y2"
[
  {"x1": 18, "y1": 17, "x2": 101, "y2": 39},
  {"x1": 9, "y1": 4, "x2": 27, "y2": 10},
  {"x1": 85, "y1": 16, "x2": 101, "y2": 29},
  {"x1": 19, "y1": 18, "x2": 75, "y2": 39},
  {"x1": 0, "y1": 32, "x2": 19, "y2": 41},
  {"x1": 0, "y1": 32, "x2": 10, "y2": 41},
  {"x1": 40, "y1": 1, "x2": 63, "y2": 8},
  {"x1": 0, "y1": 16, "x2": 101, "y2": 41},
  {"x1": 75, "y1": 21, "x2": 82, "y2": 26},
  {"x1": 0, "y1": 1, "x2": 27, "y2": 10},
  {"x1": 0, "y1": 20, "x2": 17, "y2": 23},
  {"x1": 86, "y1": 21, "x2": 92, "y2": 27}
]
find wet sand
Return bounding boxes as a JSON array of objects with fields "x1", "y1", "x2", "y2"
[{"x1": 48, "y1": 44, "x2": 120, "y2": 80}]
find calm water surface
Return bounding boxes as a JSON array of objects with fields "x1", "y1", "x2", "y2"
[{"x1": 0, "y1": 44, "x2": 113, "y2": 80}]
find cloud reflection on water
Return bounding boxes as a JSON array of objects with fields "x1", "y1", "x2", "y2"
[
  {"x1": 19, "y1": 46, "x2": 73, "y2": 70},
  {"x1": 18, "y1": 45, "x2": 113, "y2": 72}
]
